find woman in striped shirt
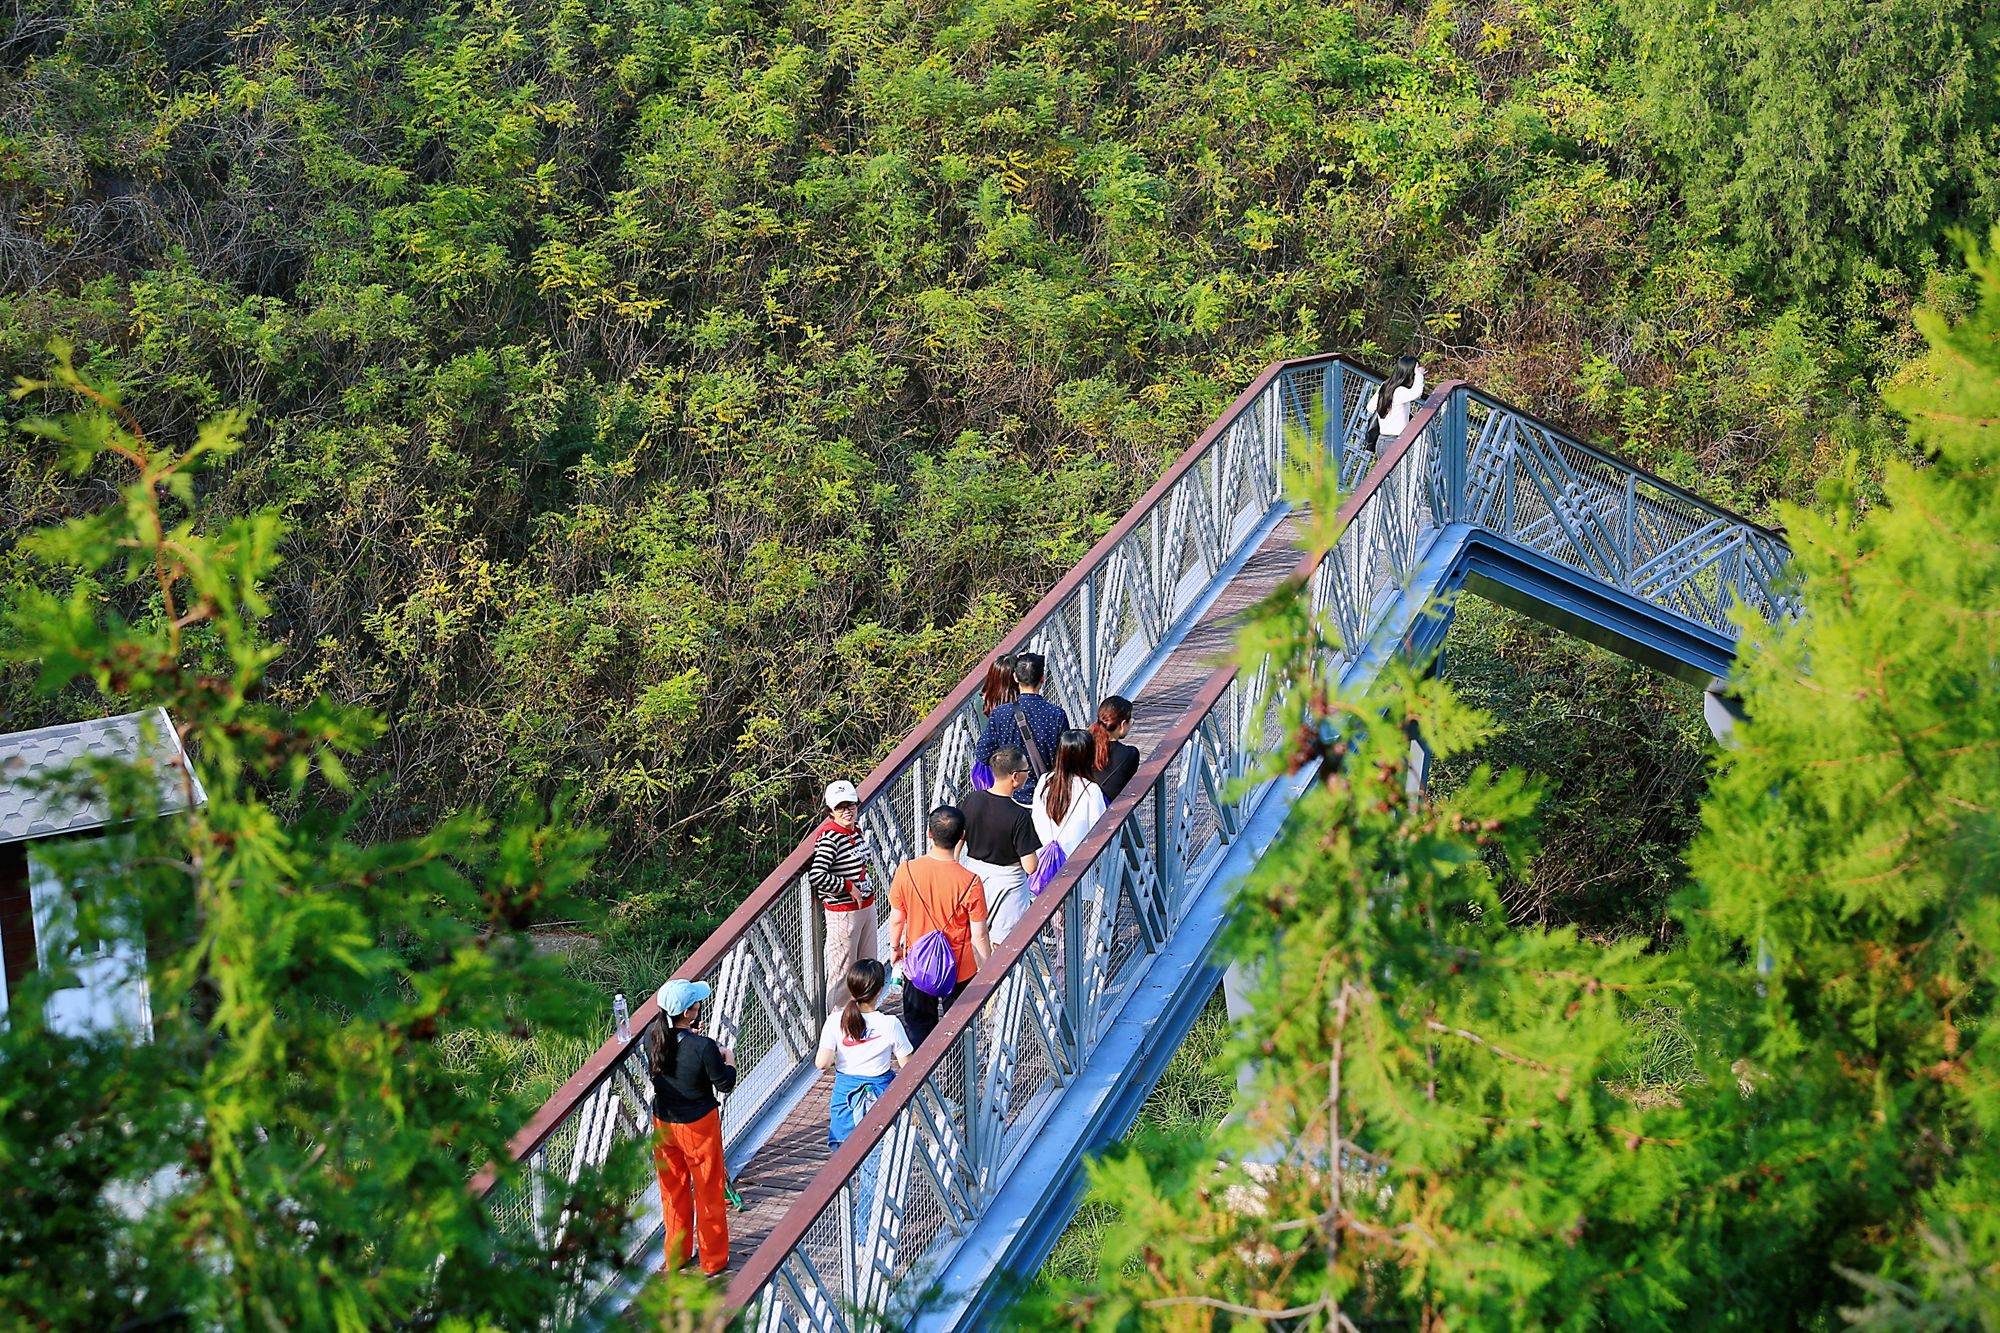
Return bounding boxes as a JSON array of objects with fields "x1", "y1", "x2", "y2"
[{"x1": 808, "y1": 779, "x2": 878, "y2": 1016}]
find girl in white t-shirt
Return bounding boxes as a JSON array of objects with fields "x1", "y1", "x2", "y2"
[
  {"x1": 815, "y1": 958, "x2": 913, "y2": 1147},
  {"x1": 1032, "y1": 729, "x2": 1108, "y2": 858}
]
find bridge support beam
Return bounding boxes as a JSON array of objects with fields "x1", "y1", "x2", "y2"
[
  {"x1": 1222, "y1": 961, "x2": 1258, "y2": 1098},
  {"x1": 1703, "y1": 680, "x2": 1747, "y2": 746},
  {"x1": 1450, "y1": 532, "x2": 1736, "y2": 687}
]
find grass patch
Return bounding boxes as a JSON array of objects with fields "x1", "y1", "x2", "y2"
[
  {"x1": 441, "y1": 1027, "x2": 605, "y2": 1110},
  {"x1": 1606, "y1": 1003, "x2": 1699, "y2": 1109}
]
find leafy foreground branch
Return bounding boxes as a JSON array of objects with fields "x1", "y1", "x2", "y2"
[
  {"x1": 0, "y1": 347, "x2": 721, "y2": 1328},
  {"x1": 1025, "y1": 238, "x2": 2000, "y2": 1330}
]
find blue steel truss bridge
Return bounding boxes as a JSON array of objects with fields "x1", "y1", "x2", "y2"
[{"x1": 475, "y1": 354, "x2": 1794, "y2": 1330}]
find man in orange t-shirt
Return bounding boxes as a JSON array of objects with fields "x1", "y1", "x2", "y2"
[{"x1": 887, "y1": 804, "x2": 992, "y2": 1050}]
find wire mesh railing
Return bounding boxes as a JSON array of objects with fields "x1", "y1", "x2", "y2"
[{"x1": 1458, "y1": 387, "x2": 1796, "y2": 628}]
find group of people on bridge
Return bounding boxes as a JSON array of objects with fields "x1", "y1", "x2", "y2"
[
  {"x1": 645, "y1": 650, "x2": 1145, "y2": 1279},
  {"x1": 637, "y1": 351, "x2": 1437, "y2": 1282}
]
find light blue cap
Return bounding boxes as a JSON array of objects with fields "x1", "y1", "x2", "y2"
[{"x1": 656, "y1": 978, "x2": 713, "y2": 1018}]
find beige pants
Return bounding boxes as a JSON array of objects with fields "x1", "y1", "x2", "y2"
[
  {"x1": 963, "y1": 856, "x2": 1029, "y2": 945},
  {"x1": 823, "y1": 905, "x2": 879, "y2": 1016}
]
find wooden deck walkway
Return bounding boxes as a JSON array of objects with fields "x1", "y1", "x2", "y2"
[{"x1": 713, "y1": 511, "x2": 1308, "y2": 1278}]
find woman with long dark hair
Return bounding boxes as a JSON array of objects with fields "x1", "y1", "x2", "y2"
[
  {"x1": 814, "y1": 958, "x2": 912, "y2": 1148},
  {"x1": 971, "y1": 653, "x2": 1022, "y2": 790},
  {"x1": 1364, "y1": 354, "x2": 1427, "y2": 452},
  {"x1": 1088, "y1": 696, "x2": 1139, "y2": 803},
  {"x1": 1032, "y1": 729, "x2": 1108, "y2": 861},
  {"x1": 650, "y1": 979, "x2": 736, "y2": 1276},
  {"x1": 980, "y1": 653, "x2": 1018, "y2": 715}
]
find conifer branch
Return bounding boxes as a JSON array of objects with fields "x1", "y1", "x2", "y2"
[
  {"x1": 1422, "y1": 1020, "x2": 1565, "y2": 1075},
  {"x1": 1141, "y1": 1293, "x2": 1332, "y2": 1320}
]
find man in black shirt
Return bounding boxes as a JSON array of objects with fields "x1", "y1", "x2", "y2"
[{"x1": 959, "y1": 747, "x2": 1042, "y2": 943}]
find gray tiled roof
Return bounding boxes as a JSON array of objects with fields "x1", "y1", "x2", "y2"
[{"x1": 0, "y1": 708, "x2": 206, "y2": 846}]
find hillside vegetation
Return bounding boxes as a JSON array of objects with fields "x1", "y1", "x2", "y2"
[{"x1": 5, "y1": 0, "x2": 1994, "y2": 947}]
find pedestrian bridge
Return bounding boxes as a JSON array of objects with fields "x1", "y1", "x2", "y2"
[{"x1": 478, "y1": 355, "x2": 1794, "y2": 1329}]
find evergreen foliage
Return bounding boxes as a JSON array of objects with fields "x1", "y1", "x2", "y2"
[
  {"x1": 0, "y1": 353, "x2": 659, "y2": 1328},
  {"x1": 1624, "y1": 0, "x2": 2000, "y2": 299},
  {"x1": 1674, "y1": 235, "x2": 2000, "y2": 1324}
]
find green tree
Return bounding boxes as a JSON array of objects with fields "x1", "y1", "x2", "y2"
[
  {"x1": 1673, "y1": 234, "x2": 2000, "y2": 1323},
  {"x1": 0, "y1": 349, "x2": 670, "y2": 1328},
  {"x1": 1623, "y1": 0, "x2": 2000, "y2": 298}
]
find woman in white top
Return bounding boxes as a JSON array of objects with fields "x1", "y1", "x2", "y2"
[
  {"x1": 1367, "y1": 354, "x2": 1427, "y2": 450},
  {"x1": 1032, "y1": 729, "x2": 1109, "y2": 859},
  {"x1": 815, "y1": 958, "x2": 913, "y2": 1147}
]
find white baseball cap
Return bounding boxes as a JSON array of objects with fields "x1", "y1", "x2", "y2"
[{"x1": 824, "y1": 780, "x2": 860, "y2": 809}]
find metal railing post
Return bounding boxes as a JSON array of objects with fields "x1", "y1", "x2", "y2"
[
  {"x1": 1157, "y1": 754, "x2": 1179, "y2": 923},
  {"x1": 1443, "y1": 388, "x2": 1469, "y2": 523},
  {"x1": 1328, "y1": 361, "x2": 1346, "y2": 474},
  {"x1": 1622, "y1": 473, "x2": 1638, "y2": 590},
  {"x1": 960, "y1": 1020, "x2": 985, "y2": 1204},
  {"x1": 1080, "y1": 572, "x2": 1098, "y2": 704},
  {"x1": 530, "y1": 1148, "x2": 548, "y2": 1246},
  {"x1": 802, "y1": 876, "x2": 826, "y2": 1024},
  {"x1": 1064, "y1": 885, "x2": 1086, "y2": 1064}
]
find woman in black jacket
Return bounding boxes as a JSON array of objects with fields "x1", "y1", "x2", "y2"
[
  {"x1": 1088, "y1": 696, "x2": 1140, "y2": 803},
  {"x1": 651, "y1": 978, "x2": 737, "y2": 1276}
]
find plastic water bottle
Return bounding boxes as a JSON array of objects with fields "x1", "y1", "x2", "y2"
[
  {"x1": 613, "y1": 993, "x2": 631, "y2": 1042},
  {"x1": 884, "y1": 963, "x2": 904, "y2": 1004}
]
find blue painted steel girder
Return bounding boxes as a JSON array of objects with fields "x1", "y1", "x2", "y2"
[{"x1": 1434, "y1": 526, "x2": 1741, "y2": 686}]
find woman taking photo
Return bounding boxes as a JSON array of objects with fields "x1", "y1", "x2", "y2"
[
  {"x1": 651, "y1": 978, "x2": 736, "y2": 1277},
  {"x1": 1364, "y1": 354, "x2": 1427, "y2": 452}
]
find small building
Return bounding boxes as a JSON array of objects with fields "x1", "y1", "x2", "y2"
[{"x1": 0, "y1": 707, "x2": 205, "y2": 1035}]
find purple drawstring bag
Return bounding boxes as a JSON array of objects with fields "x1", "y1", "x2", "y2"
[
  {"x1": 1027, "y1": 840, "x2": 1067, "y2": 898},
  {"x1": 904, "y1": 930, "x2": 959, "y2": 997},
  {"x1": 970, "y1": 762, "x2": 994, "y2": 792}
]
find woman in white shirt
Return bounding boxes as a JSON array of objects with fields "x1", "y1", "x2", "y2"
[
  {"x1": 1032, "y1": 730, "x2": 1109, "y2": 862},
  {"x1": 815, "y1": 959, "x2": 912, "y2": 1147},
  {"x1": 1367, "y1": 354, "x2": 1427, "y2": 450}
]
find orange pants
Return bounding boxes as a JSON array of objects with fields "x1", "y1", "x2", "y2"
[{"x1": 655, "y1": 1112, "x2": 729, "y2": 1276}]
